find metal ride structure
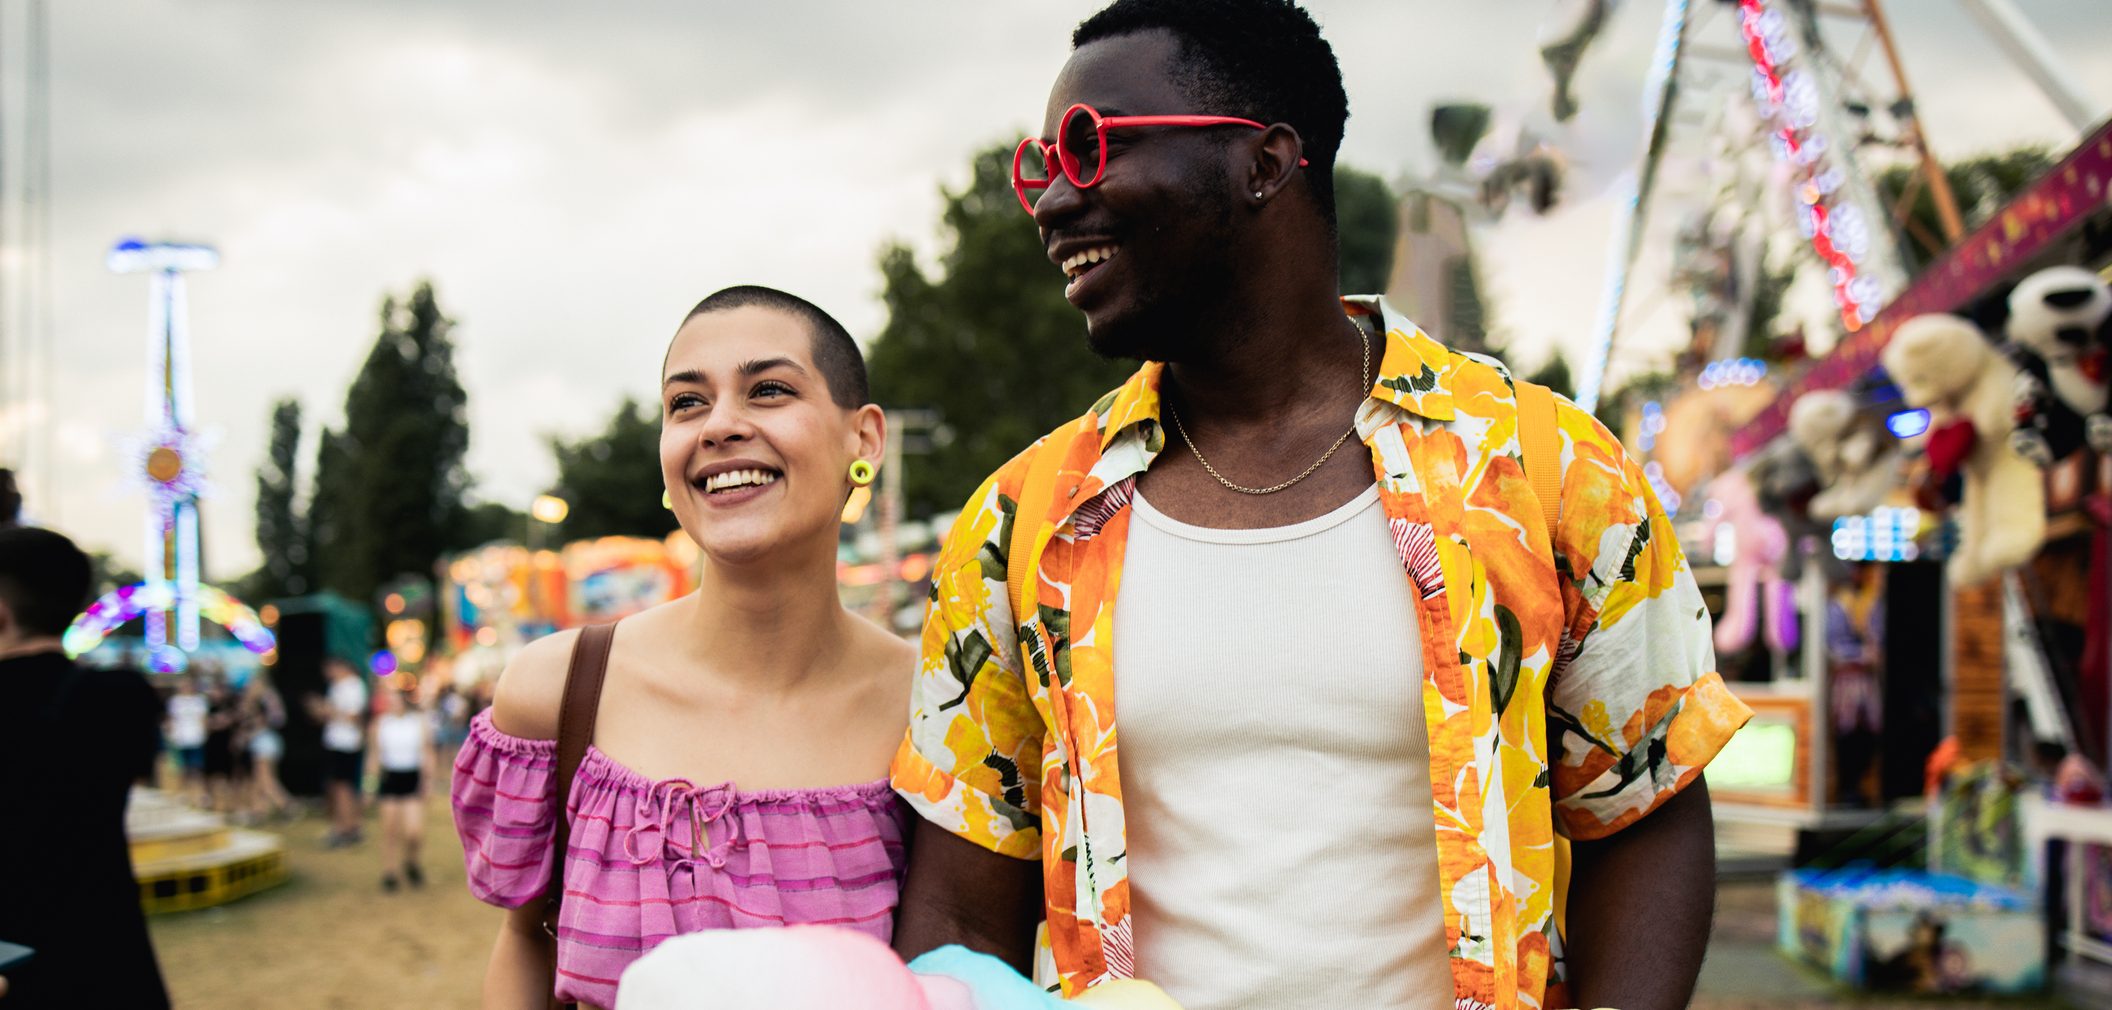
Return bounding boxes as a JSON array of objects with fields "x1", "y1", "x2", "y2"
[
  {"x1": 0, "y1": 1, "x2": 53, "y2": 519},
  {"x1": 62, "y1": 238, "x2": 276, "y2": 672},
  {"x1": 1575, "y1": 0, "x2": 1966, "y2": 414}
]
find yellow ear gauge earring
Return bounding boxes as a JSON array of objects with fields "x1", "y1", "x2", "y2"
[
  {"x1": 661, "y1": 490, "x2": 672, "y2": 510},
  {"x1": 848, "y1": 460, "x2": 877, "y2": 487}
]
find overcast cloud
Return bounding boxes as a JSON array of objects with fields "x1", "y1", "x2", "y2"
[{"x1": 15, "y1": 0, "x2": 2111, "y2": 574}]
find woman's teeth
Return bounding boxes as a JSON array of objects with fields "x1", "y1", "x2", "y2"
[{"x1": 703, "y1": 469, "x2": 779, "y2": 493}]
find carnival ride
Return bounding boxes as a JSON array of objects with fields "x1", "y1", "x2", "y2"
[{"x1": 62, "y1": 238, "x2": 277, "y2": 672}]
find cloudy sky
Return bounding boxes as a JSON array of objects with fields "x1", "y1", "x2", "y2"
[{"x1": 11, "y1": 0, "x2": 2111, "y2": 575}]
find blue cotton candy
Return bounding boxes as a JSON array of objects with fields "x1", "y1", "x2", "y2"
[{"x1": 907, "y1": 945, "x2": 1063, "y2": 1008}]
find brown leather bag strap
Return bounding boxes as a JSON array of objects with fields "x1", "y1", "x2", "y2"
[{"x1": 540, "y1": 622, "x2": 617, "y2": 937}]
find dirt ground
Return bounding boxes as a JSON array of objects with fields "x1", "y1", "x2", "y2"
[
  {"x1": 146, "y1": 793, "x2": 2078, "y2": 1009},
  {"x1": 148, "y1": 789, "x2": 494, "y2": 1010}
]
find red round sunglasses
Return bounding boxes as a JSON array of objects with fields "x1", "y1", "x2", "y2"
[{"x1": 1012, "y1": 102, "x2": 1308, "y2": 215}]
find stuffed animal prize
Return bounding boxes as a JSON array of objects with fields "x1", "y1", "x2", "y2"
[
  {"x1": 1786, "y1": 389, "x2": 1903, "y2": 521},
  {"x1": 1880, "y1": 314, "x2": 2046, "y2": 586},
  {"x1": 2003, "y1": 264, "x2": 2112, "y2": 464}
]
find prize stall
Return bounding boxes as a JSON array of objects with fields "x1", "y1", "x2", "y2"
[{"x1": 1716, "y1": 121, "x2": 2112, "y2": 998}]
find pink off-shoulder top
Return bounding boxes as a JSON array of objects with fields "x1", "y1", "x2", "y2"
[{"x1": 450, "y1": 710, "x2": 911, "y2": 1008}]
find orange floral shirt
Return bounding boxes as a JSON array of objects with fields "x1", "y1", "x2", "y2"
[{"x1": 892, "y1": 296, "x2": 1752, "y2": 1008}]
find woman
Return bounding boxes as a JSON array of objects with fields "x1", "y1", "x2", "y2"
[
  {"x1": 451, "y1": 286, "x2": 915, "y2": 1010},
  {"x1": 241, "y1": 671, "x2": 294, "y2": 821},
  {"x1": 370, "y1": 686, "x2": 435, "y2": 891}
]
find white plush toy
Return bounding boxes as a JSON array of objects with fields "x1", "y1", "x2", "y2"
[
  {"x1": 2004, "y1": 264, "x2": 2112, "y2": 463},
  {"x1": 1787, "y1": 389, "x2": 1903, "y2": 521},
  {"x1": 1880, "y1": 314, "x2": 2046, "y2": 586}
]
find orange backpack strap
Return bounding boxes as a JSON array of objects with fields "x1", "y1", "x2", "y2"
[
  {"x1": 1006, "y1": 418, "x2": 1092, "y2": 624},
  {"x1": 1516, "y1": 380, "x2": 1562, "y2": 544},
  {"x1": 1514, "y1": 379, "x2": 1573, "y2": 943}
]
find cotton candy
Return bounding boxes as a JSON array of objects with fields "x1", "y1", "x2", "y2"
[{"x1": 615, "y1": 925, "x2": 1184, "y2": 1009}]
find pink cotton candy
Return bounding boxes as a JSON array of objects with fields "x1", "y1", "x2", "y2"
[
  {"x1": 616, "y1": 926, "x2": 937, "y2": 1010},
  {"x1": 614, "y1": 924, "x2": 1186, "y2": 1009}
]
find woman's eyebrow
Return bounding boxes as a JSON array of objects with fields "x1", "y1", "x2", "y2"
[
  {"x1": 663, "y1": 358, "x2": 810, "y2": 389},
  {"x1": 738, "y1": 357, "x2": 809, "y2": 378}
]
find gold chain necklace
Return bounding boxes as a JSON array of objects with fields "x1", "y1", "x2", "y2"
[{"x1": 1163, "y1": 322, "x2": 1370, "y2": 496}]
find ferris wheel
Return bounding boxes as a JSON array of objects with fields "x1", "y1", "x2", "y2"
[{"x1": 1573, "y1": 0, "x2": 2100, "y2": 414}]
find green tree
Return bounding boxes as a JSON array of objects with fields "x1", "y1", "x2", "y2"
[
  {"x1": 865, "y1": 143, "x2": 1133, "y2": 518},
  {"x1": 458, "y1": 501, "x2": 528, "y2": 548},
  {"x1": 551, "y1": 396, "x2": 679, "y2": 541},
  {"x1": 247, "y1": 397, "x2": 309, "y2": 599},
  {"x1": 1335, "y1": 166, "x2": 1398, "y2": 296},
  {"x1": 1877, "y1": 146, "x2": 2056, "y2": 273},
  {"x1": 307, "y1": 427, "x2": 350, "y2": 593},
  {"x1": 308, "y1": 283, "x2": 471, "y2": 606}
]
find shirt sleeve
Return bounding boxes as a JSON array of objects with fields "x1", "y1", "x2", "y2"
[
  {"x1": 890, "y1": 466, "x2": 1046, "y2": 860},
  {"x1": 1545, "y1": 397, "x2": 1753, "y2": 841},
  {"x1": 450, "y1": 709, "x2": 559, "y2": 907}
]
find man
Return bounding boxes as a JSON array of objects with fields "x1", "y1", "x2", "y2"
[
  {"x1": 310, "y1": 657, "x2": 370, "y2": 846},
  {"x1": 0, "y1": 527, "x2": 169, "y2": 1008},
  {"x1": 890, "y1": 3, "x2": 1752, "y2": 1009},
  {"x1": 165, "y1": 673, "x2": 210, "y2": 805}
]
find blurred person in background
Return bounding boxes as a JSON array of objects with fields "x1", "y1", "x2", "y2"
[
  {"x1": 201, "y1": 671, "x2": 242, "y2": 813},
  {"x1": 241, "y1": 669, "x2": 294, "y2": 821},
  {"x1": 163, "y1": 674, "x2": 208, "y2": 805},
  {"x1": 308, "y1": 657, "x2": 370, "y2": 847},
  {"x1": 435, "y1": 681, "x2": 471, "y2": 762},
  {"x1": 368, "y1": 685, "x2": 435, "y2": 892},
  {"x1": 0, "y1": 527, "x2": 169, "y2": 1008}
]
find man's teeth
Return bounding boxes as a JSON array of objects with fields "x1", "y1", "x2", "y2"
[
  {"x1": 1062, "y1": 246, "x2": 1119, "y2": 279},
  {"x1": 703, "y1": 469, "x2": 780, "y2": 493}
]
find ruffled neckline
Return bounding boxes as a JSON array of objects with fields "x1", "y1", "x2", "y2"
[{"x1": 469, "y1": 708, "x2": 895, "y2": 807}]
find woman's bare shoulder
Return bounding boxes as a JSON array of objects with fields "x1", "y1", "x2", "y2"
[
  {"x1": 850, "y1": 614, "x2": 917, "y2": 706},
  {"x1": 852, "y1": 612, "x2": 916, "y2": 665},
  {"x1": 488, "y1": 628, "x2": 583, "y2": 742}
]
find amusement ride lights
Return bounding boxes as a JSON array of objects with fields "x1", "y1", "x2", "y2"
[
  {"x1": 65, "y1": 239, "x2": 275, "y2": 672},
  {"x1": 1735, "y1": 0, "x2": 1909, "y2": 332}
]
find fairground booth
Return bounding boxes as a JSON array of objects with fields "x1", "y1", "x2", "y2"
[
  {"x1": 1649, "y1": 122, "x2": 2112, "y2": 999},
  {"x1": 1569, "y1": 2, "x2": 2112, "y2": 999}
]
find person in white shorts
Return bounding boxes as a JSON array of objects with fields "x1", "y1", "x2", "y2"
[{"x1": 367, "y1": 686, "x2": 434, "y2": 891}]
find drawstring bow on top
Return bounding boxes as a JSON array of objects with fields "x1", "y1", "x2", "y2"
[{"x1": 621, "y1": 779, "x2": 742, "y2": 877}]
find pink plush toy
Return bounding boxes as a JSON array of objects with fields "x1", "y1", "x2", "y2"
[
  {"x1": 1700, "y1": 468, "x2": 1798, "y2": 658},
  {"x1": 614, "y1": 925, "x2": 1182, "y2": 1010}
]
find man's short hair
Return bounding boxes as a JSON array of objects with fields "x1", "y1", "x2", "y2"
[
  {"x1": 682, "y1": 285, "x2": 871, "y2": 408},
  {"x1": 0, "y1": 526, "x2": 93, "y2": 638},
  {"x1": 1074, "y1": 0, "x2": 1349, "y2": 224}
]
